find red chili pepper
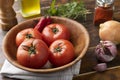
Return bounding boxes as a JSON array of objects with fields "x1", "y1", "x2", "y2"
[
  {"x1": 46, "y1": 16, "x2": 52, "y2": 25},
  {"x1": 34, "y1": 16, "x2": 52, "y2": 32}
]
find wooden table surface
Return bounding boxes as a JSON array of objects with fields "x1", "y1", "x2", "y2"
[{"x1": 0, "y1": 0, "x2": 120, "y2": 80}]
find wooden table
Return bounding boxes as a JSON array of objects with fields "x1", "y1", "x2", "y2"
[{"x1": 0, "y1": 0, "x2": 120, "y2": 80}]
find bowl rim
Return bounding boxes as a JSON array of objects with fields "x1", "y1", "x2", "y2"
[{"x1": 2, "y1": 16, "x2": 90, "y2": 73}]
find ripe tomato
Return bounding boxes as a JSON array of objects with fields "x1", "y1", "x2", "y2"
[
  {"x1": 17, "y1": 39, "x2": 49, "y2": 69},
  {"x1": 42, "y1": 23, "x2": 70, "y2": 46},
  {"x1": 16, "y1": 28, "x2": 42, "y2": 46},
  {"x1": 49, "y1": 39, "x2": 75, "y2": 67}
]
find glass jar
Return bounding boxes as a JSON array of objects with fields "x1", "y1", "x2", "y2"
[
  {"x1": 20, "y1": 0, "x2": 41, "y2": 18},
  {"x1": 93, "y1": 0, "x2": 114, "y2": 26}
]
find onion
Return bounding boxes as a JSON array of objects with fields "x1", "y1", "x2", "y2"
[
  {"x1": 95, "y1": 41, "x2": 117, "y2": 62},
  {"x1": 99, "y1": 20, "x2": 120, "y2": 44},
  {"x1": 94, "y1": 63, "x2": 107, "y2": 72}
]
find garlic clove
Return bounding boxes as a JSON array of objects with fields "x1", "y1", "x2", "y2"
[{"x1": 94, "y1": 63, "x2": 107, "y2": 72}]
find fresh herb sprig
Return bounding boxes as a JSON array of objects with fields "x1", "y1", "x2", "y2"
[{"x1": 44, "y1": 0, "x2": 88, "y2": 20}]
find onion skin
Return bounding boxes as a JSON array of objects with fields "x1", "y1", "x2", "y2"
[
  {"x1": 99, "y1": 20, "x2": 120, "y2": 44},
  {"x1": 95, "y1": 41, "x2": 117, "y2": 62}
]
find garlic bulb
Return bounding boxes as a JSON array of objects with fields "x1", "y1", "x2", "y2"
[
  {"x1": 95, "y1": 41, "x2": 117, "y2": 62},
  {"x1": 99, "y1": 20, "x2": 120, "y2": 44}
]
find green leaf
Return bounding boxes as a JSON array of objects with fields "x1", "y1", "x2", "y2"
[{"x1": 48, "y1": 0, "x2": 57, "y2": 15}]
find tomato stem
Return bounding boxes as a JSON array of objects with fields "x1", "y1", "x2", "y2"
[
  {"x1": 54, "y1": 46, "x2": 62, "y2": 52},
  {"x1": 22, "y1": 43, "x2": 36, "y2": 55},
  {"x1": 26, "y1": 34, "x2": 33, "y2": 39},
  {"x1": 51, "y1": 27, "x2": 59, "y2": 34}
]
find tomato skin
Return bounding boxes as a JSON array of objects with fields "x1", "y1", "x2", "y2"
[
  {"x1": 42, "y1": 24, "x2": 70, "y2": 46},
  {"x1": 16, "y1": 28, "x2": 42, "y2": 46},
  {"x1": 17, "y1": 39, "x2": 49, "y2": 69},
  {"x1": 49, "y1": 39, "x2": 75, "y2": 67}
]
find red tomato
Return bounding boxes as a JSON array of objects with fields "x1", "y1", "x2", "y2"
[
  {"x1": 16, "y1": 28, "x2": 42, "y2": 46},
  {"x1": 42, "y1": 24, "x2": 70, "y2": 45},
  {"x1": 17, "y1": 39, "x2": 49, "y2": 69},
  {"x1": 49, "y1": 39, "x2": 75, "y2": 67}
]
